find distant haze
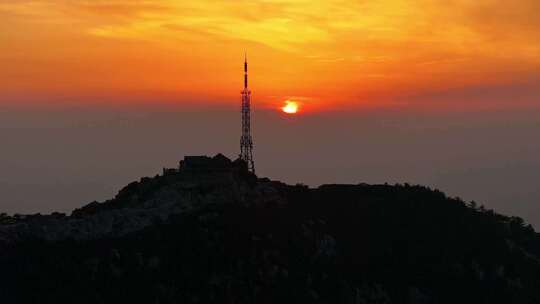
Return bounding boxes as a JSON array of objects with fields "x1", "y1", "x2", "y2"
[{"x1": 1, "y1": 104, "x2": 539, "y2": 228}]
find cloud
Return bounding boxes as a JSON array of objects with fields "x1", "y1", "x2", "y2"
[
  {"x1": 1, "y1": 0, "x2": 539, "y2": 108},
  {"x1": 6, "y1": 0, "x2": 538, "y2": 57}
]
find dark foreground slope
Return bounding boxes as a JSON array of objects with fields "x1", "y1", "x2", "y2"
[{"x1": 1, "y1": 155, "x2": 539, "y2": 304}]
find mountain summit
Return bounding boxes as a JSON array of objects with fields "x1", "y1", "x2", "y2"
[{"x1": 1, "y1": 154, "x2": 539, "y2": 303}]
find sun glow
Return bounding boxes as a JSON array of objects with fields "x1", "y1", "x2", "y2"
[
  {"x1": 282, "y1": 101, "x2": 299, "y2": 114},
  {"x1": 1, "y1": 1, "x2": 539, "y2": 111}
]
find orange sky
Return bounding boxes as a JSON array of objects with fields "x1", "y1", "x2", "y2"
[{"x1": 1, "y1": 0, "x2": 539, "y2": 111}]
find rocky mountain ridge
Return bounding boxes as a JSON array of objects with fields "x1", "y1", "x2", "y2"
[
  {"x1": 1, "y1": 154, "x2": 539, "y2": 303},
  {"x1": 0, "y1": 154, "x2": 284, "y2": 242}
]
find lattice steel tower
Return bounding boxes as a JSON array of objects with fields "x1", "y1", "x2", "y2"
[{"x1": 240, "y1": 54, "x2": 255, "y2": 173}]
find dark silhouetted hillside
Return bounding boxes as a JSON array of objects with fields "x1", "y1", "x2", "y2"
[{"x1": 1, "y1": 154, "x2": 539, "y2": 303}]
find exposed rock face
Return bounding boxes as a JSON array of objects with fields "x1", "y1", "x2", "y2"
[{"x1": 0, "y1": 154, "x2": 284, "y2": 242}]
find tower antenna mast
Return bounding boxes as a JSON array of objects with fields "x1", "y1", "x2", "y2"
[{"x1": 240, "y1": 53, "x2": 255, "y2": 173}]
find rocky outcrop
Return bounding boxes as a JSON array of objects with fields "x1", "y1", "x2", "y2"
[{"x1": 0, "y1": 154, "x2": 284, "y2": 242}]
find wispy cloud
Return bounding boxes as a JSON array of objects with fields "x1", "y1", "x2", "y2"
[{"x1": 1, "y1": 0, "x2": 539, "y2": 108}]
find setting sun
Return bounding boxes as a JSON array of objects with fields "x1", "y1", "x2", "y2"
[{"x1": 282, "y1": 101, "x2": 299, "y2": 114}]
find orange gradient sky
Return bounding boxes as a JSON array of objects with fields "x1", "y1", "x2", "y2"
[{"x1": 1, "y1": 0, "x2": 539, "y2": 111}]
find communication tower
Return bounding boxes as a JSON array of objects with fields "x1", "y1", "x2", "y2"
[{"x1": 240, "y1": 54, "x2": 255, "y2": 173}]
